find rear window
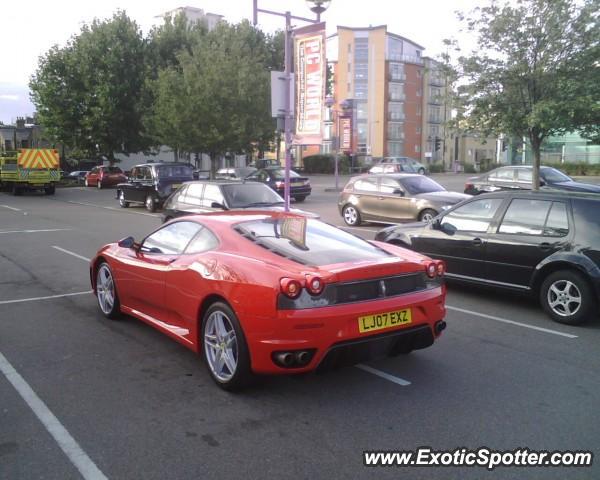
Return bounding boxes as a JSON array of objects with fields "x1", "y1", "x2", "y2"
[
  {"x1": 235, "y1": 218, "x2": 392, "y2": 266},
  {"x1": 156, "y1": 165, "x2": 193, "y2": 178},
  {"x1": 269, "y1": 168, "x2": 300, "y2": 178},
  {"x1": 222, "y1": 183, "x2": 283, "y2": 207},
  {"x1": 399, "y1": 176, "x2": 445, "y2": 194}
]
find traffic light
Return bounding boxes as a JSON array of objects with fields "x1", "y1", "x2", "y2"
[{"x1": 434, "y1": 137, "x2": 441, "y2": 151}]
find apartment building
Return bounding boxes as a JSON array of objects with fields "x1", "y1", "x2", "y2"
[{"x1": 323, "y1": 26, "x2": 458, "y2": 168}]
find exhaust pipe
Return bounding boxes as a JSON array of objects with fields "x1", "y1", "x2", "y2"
[
  {"x1": 296, "y1": 351, "x2": 310, "y2": 365},
  {"x1": 275, "y1": 352, "x2": 295, "y2": 367},
  {"x1": 435, "y1": 320, "x2": 447, "y2": 334}
]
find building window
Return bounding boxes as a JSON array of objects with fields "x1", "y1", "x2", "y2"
[
  {"x1": 354, "y1": 63, "x2": 368, "y2": 81},
  {"x1": 357, "y1": 123, "x2": 368, "y2": 143},
  {"x1": 356, "y1": 102, "x2": 368, "y2": 120},
  {"x1": 415, "y1": 145, "x2": 420, "y2": 153},
  {"x1": 388, "y1": 141, "x2": 403, "y2": 156},
  {"x1": 355, "y1": 83, "x2": 368, "y2": 99},
  {"x1": 348, "y1": 43, "x2": 352, "y2": 53},
  {"x1": 416, "y1": 105, "x2": 421, "y2": 116},
  {"x1": 417, "y1": 69, "x2": 423, "y2": 78},
  {"x1": 389, "y1": 63, "x2": 405, "y2": 82},
  {"x1": 388, "y1": 102, "x2": 405, "y2": 121},
  {"x1": 388, "y1": 123, "x2": 404, "y2": 140},
  {"x1": 416, "y1": 126, "x2": 421, "y2": 134},
  {"x1": 416, "y1": 89, "x2": 422, "y2": 97},
  {"x1": 354, "y1": 38, "x2": 368, "y2": 61},
  {"x1": 389, "y1": 83, "x2": 404, "y2": 101},
  {"x1": 429, "y1": 125, "x2": 440, "y2": 137}
]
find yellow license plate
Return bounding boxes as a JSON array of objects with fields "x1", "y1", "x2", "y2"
[
  {"x1": 358, "y1": 309, "x2": 412, "y2": 334},
  {"x1": 171, "y1": 184, "x2": 181, "y2": 190}
]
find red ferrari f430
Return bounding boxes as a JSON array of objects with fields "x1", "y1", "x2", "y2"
[{"x1": 90, "y1": 212, "x2": 447, "y2": 390}]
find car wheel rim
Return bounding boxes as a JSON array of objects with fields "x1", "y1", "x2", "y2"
[
  {"x1": 344, "y1": 207, "x2": 357, "y2": 225},
  {"x1": 119, "y1": 192, "x2": 126, "y2": 205},
  {"x1": 96, "y1": 265, "x2": 115, "y2": 315},
  {"x1": 547, "y1": 280, "x2": 582, "y2": 317},
  {"x1": 422, "y1": 212, "x2": 434, "y2": 222},
  {"x1": 146, "y1": 197, "x2": 153, "y2": 209},
  {"x1": 204, "y1": 311, "x2": 238, "y2": 382}
]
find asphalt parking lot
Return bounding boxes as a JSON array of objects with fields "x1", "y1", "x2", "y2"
[{"x1": 1, "y1": 176, "x2": 599, "y2": 479}]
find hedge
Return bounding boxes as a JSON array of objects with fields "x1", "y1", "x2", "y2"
[{"x1": 302, "y1": 154, "x2": 352, "y2": 174}]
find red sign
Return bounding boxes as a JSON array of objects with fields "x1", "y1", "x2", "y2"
[
  {"x1": 339, "y1": 116, "x2": 353, "y2": 152},
  {"x1": 293, "y1": 22, "x2": 326, "y2": 145}
]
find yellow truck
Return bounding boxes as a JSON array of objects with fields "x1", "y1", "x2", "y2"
[{"x1": 0, "y1": 148, "x2": 61, "y2": 195}]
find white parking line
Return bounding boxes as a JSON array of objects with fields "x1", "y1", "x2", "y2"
[
  {"x1": 356, "y1": 364, "x2": 411, "y2": 386},
  {"x1": 0, "y1": 291, "x2": 92, "y2": 305},
  {"x1": 0, "y1": 228, "x2": 71, "y2": 234},
  {"x1": 0, "y1": 351, "x2": 108, "y2": 480},
  {"x1": 446, "y1": 305, "x2": 578, "y2": 339},
  {"x1": 66, "y1": 200, "x2": 159, "y2": 217},
  {"x1": 0, "y1": 205, "x2": 21, "y2": 211},
  {"x1": 52, "y1": 246, "x2": 91, "y2": 262}
]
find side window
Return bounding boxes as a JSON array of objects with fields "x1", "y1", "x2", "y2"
[
  {"x1": 141, "y1": 221, "x2": 202, "y2": 255},
  {"x1": 516, "y1": 169, "x2": 532, "y2": 182},
  {"x1": 144, "y1": 167, "x2": 153, "y2": 181},
  {"x1": 129, "y1": 168, "x2": 136, "y2": 179},
  {"x1": 379, "y1": 178, "x2": 402, "y2": 194},
  {"x1": 498, "y1": 199, "x2": 552, "y2": 235},
  {"x1": 489, "y1": 168, "x2": 514, "y2": 181},
  {"x1": 185, "y1": 227, "x2": 219, "y2": 254},
  {"x1": 353, "y1": 178, "x2": 378, "y2": 192},
  {"x1": 135, "y1": 168, "x2": 146, "y2": 180},
  {"x1": 544, "y1": 202, "x2": 569, "y2": 236},
  {"x1": 202, "y1": 184, "x2": 224, "y2": 207},
  {"x1": 184, "y1": 183, "x2": 204, "y2": 206},
  {"x1": 441, "y1": 198, "x2": 503, "y2": 232}
]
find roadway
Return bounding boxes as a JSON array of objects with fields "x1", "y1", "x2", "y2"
[{"x1": 0, "y1": 176, "x2": 599, "y2": 479}]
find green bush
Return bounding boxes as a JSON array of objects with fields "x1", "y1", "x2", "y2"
[
  {"x1": 302, "y1": 154, "x2": 351, "y2": 174},
  {"x1": 543, "y1": 162, "x2": 600, "y2": 176},
  {"x1": 428, "y1": 163, "x2": 445, "y2": 173},
  {"x1": 461, "y1": 162, "x2": 477, "y2": 174}
]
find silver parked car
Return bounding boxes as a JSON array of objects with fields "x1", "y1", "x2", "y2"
[{"x1": 338, "y1": 173, "x2": 471, "y2": 226}]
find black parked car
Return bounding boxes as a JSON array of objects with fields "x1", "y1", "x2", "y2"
[
  {"x1": 375, "y1": 191, "x2": 600, "y2": 325},
  {"x1": 116, "y1": 163, "x2": 194, "y2": 212},
  {"x1": 465, "y1": 165, "x2": 600, "y2": 195},
  {"x1": 161, "y1": 180, "x2": 317, "y2": 222},
  {"x1": 245, "y1": 167, "x2": 311, "y2": 202},
  {"x1": 215, "y1": 166, "x2": 257, "y2": 180}
]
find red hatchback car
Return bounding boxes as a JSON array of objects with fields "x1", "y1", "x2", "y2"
[
  {"x1": 85, "y1": 166, "x2": 127, "y2": 189},
  {"x1": 90, "y1": 212, "x2": 447, "y2": 390}
]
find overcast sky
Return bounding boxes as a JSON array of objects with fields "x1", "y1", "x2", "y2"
[{"x1": 0, "y1": 0, "x2": 482, "y2": 123}]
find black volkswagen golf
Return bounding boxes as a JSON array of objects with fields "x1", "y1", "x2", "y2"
[{"x1": 375, "y1": 190, "x2": 600, "y2": 325}]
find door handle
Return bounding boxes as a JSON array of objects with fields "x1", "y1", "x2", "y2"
[
  {"x1": 539, "y1": 242, "x2": 552, "y2": 251},
  {"x1": 472, "y1": 237, "x2": 483, "y2": 246}
]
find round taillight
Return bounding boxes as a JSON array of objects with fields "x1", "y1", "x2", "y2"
[
  {"x1": 305, "y1": 275, "x2": 324, "y2": 295},
  {"x1": 280, "y1": 278, "x2": 302, "y2": 298},
  {"x1": 426, "y1": 262, "x2": 437, "y2": 278},
  {"x1": 436, "y1": 261, "x2": 445, "y2": 276}
]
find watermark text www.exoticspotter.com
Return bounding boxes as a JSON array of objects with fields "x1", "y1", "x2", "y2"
[{"x1": 363, "y1": 447, "x2": 593, "y2": 470}]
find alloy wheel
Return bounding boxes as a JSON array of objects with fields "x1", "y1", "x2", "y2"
[
  {"x1": 204, "y1": 310, "x2": 238, "y2": 382},
  {"x1": 343, "y1": 205, "x2": 359, "y2": 226},
  {"x1": 547, "y1": 280, "x2": 582, "y2": 317},
  {"x1": 96, "y1": 264, "x2": 115, "y2": 315}
]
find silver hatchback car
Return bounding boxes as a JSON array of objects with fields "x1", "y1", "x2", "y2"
[{"x1": 338, "y1": 173, "x2": 471, "y2": 226}]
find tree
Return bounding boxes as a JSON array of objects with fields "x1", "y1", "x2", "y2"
[
  {"x1": 149, "y1": 20, "x2": 283, "y2": 172},
  {"x1": 30, "y1": 11, "x2": 147, "y2": 162},
  {"x1": 453, "y1": 0, "x2": 599, "y2": 189}
]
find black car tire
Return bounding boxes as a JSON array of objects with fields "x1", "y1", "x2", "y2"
[
  {"x1": 418, "y1": 209, "x2": 438, "y2": 222},
  {"x1": 95, "y1": 262, "x2": 121, "y2": 320},
  {"x1": 294, "y1": 195, "x2": 307, "y2": 202},
  {"x1": 418, "y1": 167, "x2": 425, "y2": 175},
  {"x1": 145, "y1": 194, "x2": 157, "y2": 212},
  {"x1": 342, "y1": 204, "x2": 362, "y2": 226},
  {"x1": 118, "y1": 191, "x2": 129, "y2": 208},
  {"x1": 540, "y1": 270, "x2": 596, "y2": 325},
  {"x1": 201, "y1": 302, "x2": 253, "y2": 391},
  {"x1": 44, "y1": 186, "x2": 55, "y2": 195},
  {"x1": 12, "y1": 185, "x2": 22, "y2": 196}
]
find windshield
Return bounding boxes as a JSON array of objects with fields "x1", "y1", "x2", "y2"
[
  {"x1": 222, "y1": 184, "x2": 284, "y2": 208},
  {"x1": 156, "y1": 165, "x2": 194, "y2": 178},
  {"x1": 399, "y1": 176, "x2": 445, "y2": 194},
  {"x1": 235, "y1": 218, "x2": 391, "y2": 266},
  {"x1": 542, "y1": 167, "x2": 571, "y2": 183}
]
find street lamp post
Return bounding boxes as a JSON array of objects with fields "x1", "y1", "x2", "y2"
[{"x1": 253, "y1": 0, "x2": 330, "y2": 211}]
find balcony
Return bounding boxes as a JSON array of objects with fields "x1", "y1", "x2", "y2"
[
  {"x1": 387, "y1": 53, "x2": 424, "y2": 65},
  {"x1": 428, "y1": 77, "x2": 445, "y2": 87},
  {"x1": 387, "y1": 132, "x2": 405, "y2": 141},
  {"x1": 388, "y1": 112, "x2": 406, "y2": 121},
  {"x1": 388, "y1": 72, "x2": 406, "y2": 82},
  {"x1": 389, "y1": 93, "x2": 406, "y2": 101}
]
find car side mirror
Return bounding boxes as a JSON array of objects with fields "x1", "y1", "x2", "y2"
[
  {"x1": 440, "y1": 222, "x2": 457, "y2": 235},
  {"x1": 118, "y1": 236, "x2": 137, "y2": 249},
  {"x1": 211, "y1": 201, "x2": 228, "y2": 210},
  {"x1": 539, "y1": 179, "x2": 546, "y2": 186},
  {"x1": 393, "y1": 188, "x2": 405, "y2": 196}
]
